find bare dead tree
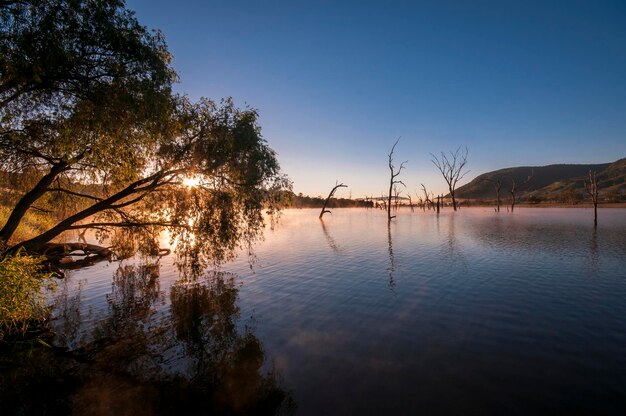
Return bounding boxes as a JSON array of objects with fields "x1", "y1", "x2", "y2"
[
  {"x1": 407, "y1": 193, "x2": 415, "y2": 212},
  {"x1": 483, "y1": 177, "x2": 503, "y2": 212},
  {"x1": 430, "y1": 147, "x2": 469, "y2": 211},
  {"x1": 420, "y1": 184, "x2": 434, "y2": 210},
  {"x1": 387, "y1": 139, "x2": 407, "y2": 221},
  {"x1": 584, "y1": 170, "x2": 599, "y2": 227},
  {"x1": 319, "y1": 181, "x2": 347, "y2": 219},
  {"x1": 508, "y1": 170, "x2": 533, "y2": 213},
  {"x1": 393, "y1": 185, "x2": 403, "y2": 211}
]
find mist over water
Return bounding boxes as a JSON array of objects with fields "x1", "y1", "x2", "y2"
[{"x1": 48, "y1": 208, "x2": 626, "y2": 414}]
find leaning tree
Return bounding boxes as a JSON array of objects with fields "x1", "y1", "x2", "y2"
[
  {"x1": 430, "y1": 147, "x2": 468, "y2": 211},
  {"x1": 0, "y1": 0, "x2": 290, "y2": 266},
  {"x1": 319, "y1": 181, "x2": 347, "y2": 219}
]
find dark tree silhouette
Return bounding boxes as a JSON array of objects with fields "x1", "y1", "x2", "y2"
[
  {"x1": 508, "y1": 170, "x2": 533, "y2": 213},
  {"x1": 0, "y1": 1, "x2": 290, "y2": 265},
  {"x1": 407, "y1": 193, "x2": 415, "y2": 213},
  {"x1": 319, "y1": 181, "x2": 347, "y2": 219},
  {"x1": 393, "y1": 185, "x2": 402, "y2": 211},
  {"x1": 430, "y1": 147, "x2": 469, "y2": 211},
  {"x1": 483, "y1": 177, "x2": 503, "y2": 212},
  {"x1": 420, "y1": 184, "x2": 433, "y2": 211},
  {"x1": 584, "y1": 170, "x2": 599, "y2": 227},
  {"x1": 387, "y1": 139, "x2": 407, "y2": 221}
]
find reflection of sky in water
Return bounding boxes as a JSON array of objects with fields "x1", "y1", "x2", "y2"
[{"x1": 52, "y1": 208, "x2": 626, "y2": 414}]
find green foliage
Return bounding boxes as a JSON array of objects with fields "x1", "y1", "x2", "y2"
[
  {"x1": 0, "y1": 0, "x2": 175, "y2": 175},
  {"x1": 0, "y1": 1, "x2": 291, "y2": 267},
  {"x1": 0, "y1": 251, "x2": 53, "y2": 340}
]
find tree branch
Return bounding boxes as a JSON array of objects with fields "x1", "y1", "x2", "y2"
[{"x1": 319, "y1": 181, "x2": 347, "y2": 219}]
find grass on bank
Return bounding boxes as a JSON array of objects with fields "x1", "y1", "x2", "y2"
[
  {"x1": 0, "y1": 206, "x2": 56, "y2": 341},
  {"x1": 0, "y1": 251, "x2": 53, "y2": 341},
  {"x1": 0, "y1": 205, "x2": 56, "y2": 245}
]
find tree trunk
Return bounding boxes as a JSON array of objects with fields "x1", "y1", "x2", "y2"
[
  {"x1": 496, "y1": 188, "x2": 500, "y2": 212},
  {"x1": 0, "y1": 161, "x2": 68, "y2": 242},
  {"x1": 387, "y1": 181, "x2": 393, "y2": 221},
  {"x1": 450, "y1": 187, "x2": 457, "y2": 211},
  {"x1": 585, "y1": 170, "x2": 599, "y2": 227},
  {"x1": 510, "y1": 192, "x2": 516, "y2": 212},
  {"x1": 319, "y1": 183, "x2": 347, "y2": 219},
  {"x1": 11, "y1": 176, "x2": 155, "y2": 253}
]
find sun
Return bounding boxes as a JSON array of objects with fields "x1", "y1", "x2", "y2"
[{"x1": 182, "y1": 176, "x2": 200, "y2": 188}]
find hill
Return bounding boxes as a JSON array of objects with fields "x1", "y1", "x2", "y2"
[{"x1": 456, "y1": 158, "x2": 626, "y2": 203}]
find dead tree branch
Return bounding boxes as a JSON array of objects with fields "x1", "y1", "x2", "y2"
[
  {"x1": 584, "y1": 170, "x2": 599, "y2": 227},
  {"x1": 319, "y1": 181, "x2": 348, "y2": 219},
  {"x1": 430, "y1": 147, "x2": 469, "y2": 211},
  {"x1": 482, "y1": 177, "x2": 503, "y2": 212},
  {"x1": 508, "y1": 170, "x2": 533, "y2": 213},
  {"x1": 421, "y1": 184, "x2": 433, "y2": 210},
  {"x1": 387, "y1": 138, "x2": 407, "y2": 221}
]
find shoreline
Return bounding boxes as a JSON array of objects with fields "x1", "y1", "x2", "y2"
[{"x1": 288, "y1": 202, "x2": 626, "y2": 210}]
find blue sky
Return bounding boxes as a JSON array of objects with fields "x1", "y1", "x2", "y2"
[{"x1": 128, "y1": 0, "x2": 626, "y2": 197}]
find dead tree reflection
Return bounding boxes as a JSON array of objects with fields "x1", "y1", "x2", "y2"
[
  {"x1": 387, "y1": 223, "x2": 396, "y2": 289},
  {"x1": 320, "y1": 219, "x2": 341, "y2": 253},
  {"x1": 588, "y1": 227, "x2": 599, "y2": 275},
  {"x1": 444, "y1": 215, "x2": 467, "y2": 271}
]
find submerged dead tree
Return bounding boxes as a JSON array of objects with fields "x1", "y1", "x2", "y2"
[
  {"x1": 319, "y1": 181, "x2": 347, "y2": 219},
  {"x1": 393, "y1": 185, "x2": 402, "y2": 211},
  {"x1": 420, "y1": 184, "x2": 433, "y2": 210},
  {"x1": 431, "y1": 147, "x2": 469, "y2": 211},
  {"x1": 508, "y1": 170, "x2": 533, "y2": 213},
  {"x1": 584, "y1": 170, "x2": 599, "y2": 227},
  {"x1": 483, "y1": 177, "x2": 503, "y2": 212},
  {"x1": 387, "y1": 139, "x2": 407, "y2": 221}
]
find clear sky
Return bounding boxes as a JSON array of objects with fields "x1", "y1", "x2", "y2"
[{"x1": 127, "y1": 0, "x2": 626, "y2": 198}]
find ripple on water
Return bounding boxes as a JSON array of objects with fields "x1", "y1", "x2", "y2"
[{"x1": 46, "y1": 208, "x2": 626, "y2": 414}]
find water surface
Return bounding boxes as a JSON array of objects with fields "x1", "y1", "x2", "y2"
[{"x1": 7, "y1": 208, "x2": 626, "y2": 414}]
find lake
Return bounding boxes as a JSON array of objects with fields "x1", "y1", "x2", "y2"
[{"x1": 3, "y1": 207, "x2": 626, "y2": 415}]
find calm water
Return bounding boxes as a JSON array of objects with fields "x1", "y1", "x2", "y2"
[{"x1": 7, "y1": 208, "x2": 626, "y2": 414}]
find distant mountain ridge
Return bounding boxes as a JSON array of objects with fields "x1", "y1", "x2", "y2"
[{"x1": 456, "y1": 158, "x2": 626, "y2": 203}]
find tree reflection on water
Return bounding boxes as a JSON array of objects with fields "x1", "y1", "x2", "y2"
[
  {"x1": 387, "y1": 223, "x2": 395, "y2": 289},
  {"x1": 0, "y1": 263, "x2": 295, "y2": 416}
]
